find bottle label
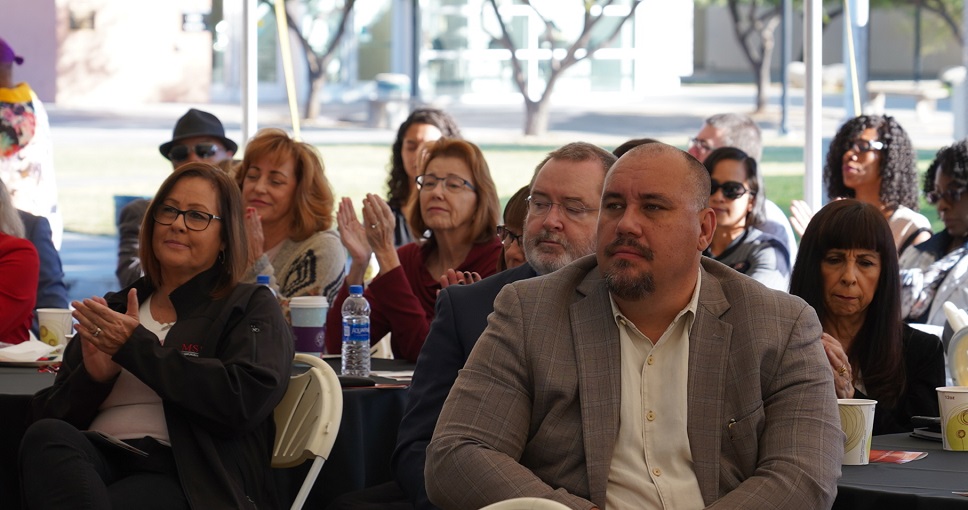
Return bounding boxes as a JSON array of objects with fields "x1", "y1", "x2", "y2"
[{"x1": 343, "y1": 321, "x2": 369, "y2": 342}]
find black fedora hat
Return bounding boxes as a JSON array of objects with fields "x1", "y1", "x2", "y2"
[{"x1": 158, "y1": 108, "x2": 238, "y2": 159}]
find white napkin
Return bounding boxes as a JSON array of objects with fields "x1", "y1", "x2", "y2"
[{"x1": 0, "y1": 339, "x2": 59, "y2": 362}]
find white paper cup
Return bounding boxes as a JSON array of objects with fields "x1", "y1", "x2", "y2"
[
  {"x1": 36, "y1": 308, "x2": 74, "y2": 349},
  {"x1": 838, "y1": 398, "x2": 877, "y2": 465},
  {"x1": 289, "y1": 297, "x2": 328, "y2": 353},
  {"x1": 937, "y1": 386, "x2": 968, "y2": 451}
]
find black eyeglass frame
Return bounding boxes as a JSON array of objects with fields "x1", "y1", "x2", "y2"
[
  {"x1": 926, "y1": 186, "x2": 968, "y2": 206},
  {"x1": 496, "y1": 225, "x2": 523, "y2": 246},
  {"x1": 153, "y1": 205, "x2": 223, "y2": 231}
]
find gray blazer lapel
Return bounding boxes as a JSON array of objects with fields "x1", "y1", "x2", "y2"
[
  {"x1": 571, "y1": 269, "x2": 620, "y2": 507},
  {"x1": 688, "y1": 265, "x2": 732, "y2": 504}
]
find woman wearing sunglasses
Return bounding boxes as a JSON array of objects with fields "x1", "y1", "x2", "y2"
[
  {"x1": 325, "y1": 138, "x2": 502, "y2": 362},
  {"x1": 702, "y1": 147, "x2": 790, "y2": 290},
  {"x1": 236, "y1": 128, "x2": 346, "y2": 315},
  {"x1": 900, "y1": 140, "x2": 968, "y2": 328},
  {"x1": 791, "y1": 115, "x2": 931, "y2": 255},
  {"x1": 497, "y1": 185, "x2": 529, "y2": 271}
]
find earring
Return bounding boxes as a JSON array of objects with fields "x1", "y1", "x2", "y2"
[{"x1": 218, "y1": 250, "x2": 225, "y2": 264}]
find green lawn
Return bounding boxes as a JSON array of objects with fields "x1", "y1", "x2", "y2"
[{"x1": 55, "y1": 143, "x2": 945, "y2": 235}]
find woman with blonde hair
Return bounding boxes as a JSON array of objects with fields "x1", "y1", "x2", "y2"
[
  {"x1": 236, "y1": 128, "x2": 345, "y2": 310},
  {"x1": 0, "y1": 178, "x2": 38, "y2": 345},
  {"x1": 325, "y1": 138, "x2": 502, "y2": 362}
]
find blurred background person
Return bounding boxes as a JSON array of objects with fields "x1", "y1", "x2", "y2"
[
  {"x1": 19, "y1": 208, "x2": 67, "y2": 338},
  {"x1": 901, "y1": 140, "x2": 968, "y2": 329},
  {"x1": 0, "y1": 37, "x2": 60, "y2": 248},
  {"x1": 237, "y1": 128, "x2": 345, "y2": 312},
  {"x1": 116, "y1": 108, "x2": 237, "y2": 287},
  {"x1": 791, "y1": 115, "x2": 931, "y2": 255},
  {"x1": 385, "y1": 108, "x2": 462, "y2": 247},
  {"x1": 0, "y1": 179, "x2": 38, "y2": 346},
  {"x1": 326, "y1": 138, "x2": 501, "y2": 362},
  {"x1": 21, "y1": 163, "x2": 292, "y2": 508},
  {"x1": 702, "y1": 147, "x2": 789, "y2": 290},
  {"x1": 790, "y1": 199, "x2": 943, "y2": 435},
  {"x1": 497, "y1": 185, "x2": 529, "y2": 271}
]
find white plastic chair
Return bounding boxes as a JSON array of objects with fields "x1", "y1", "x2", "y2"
[
  {"x1": 370, "y1": 332, "x2": 393, "y2": 360},
  {"x1": 479, "y1": 497, "x2": 572, "y2": 510},
  {"x1": 273, "y1": 353, "x2": 343, "y2": 510}
]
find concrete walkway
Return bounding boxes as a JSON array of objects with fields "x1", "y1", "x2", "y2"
[{"x1": 53, "y1": 82, "x2": 960, "y2": 301}]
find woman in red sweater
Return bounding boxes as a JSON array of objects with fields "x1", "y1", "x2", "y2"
[
  {"x1": 0, "y1": 179, "x2": 39, "y2": 345},
  {"x1": 326, "y1": 138, "x2": 501, "y2": 362}
]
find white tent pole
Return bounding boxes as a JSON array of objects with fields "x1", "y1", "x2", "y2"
[
  {"x1": 241, "y1": 0, "x2": 258, "y2": 146},
  {"x1": 804, "y1": 0, "x2": 823, "y2": 212}
]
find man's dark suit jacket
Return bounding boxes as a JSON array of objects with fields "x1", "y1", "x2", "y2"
[
  {"x1": 18, "y1": 210, "x2": 68, "y2": 335},
  {"x1": 392, "y1": 263, "x2": 538, "y2": 509}
]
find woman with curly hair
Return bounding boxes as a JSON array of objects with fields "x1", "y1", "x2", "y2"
[
  {"x1": 236, "y1": 128, "x2": 346, "y2": 312},
  {"x1": 386, "y1": 108, "x2": 462, "y2": 247},
  {"x1": 790, "y1": 115, "x2": 931, "y2": 254},
  {"x1": 900, "y1": 140, "x2": 968, "y2": 328}
]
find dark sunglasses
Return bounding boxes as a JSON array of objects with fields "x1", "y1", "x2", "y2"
[
  {"x1": 710, "y1": 179, "x2": 750, "y2": 200},
  {"x1": 926, "y1": 186, "x2": 967, "y2": 205},
  {"x1": 847, "y1": 139, "x2": 884, "y2": 154},
  {"x1": 168, "y1": 143, "x2": 219, "y2": 162}
]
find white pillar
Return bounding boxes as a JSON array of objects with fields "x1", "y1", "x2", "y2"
[
  {"x1": 842, "y1": 0, "x2": 869, "y2": 119},
  {"x1": 803, "y1": 0, "x2": 823, "y2": 212},
  {"x1": 241, "y1": 0, "x2": 258, "y2": 146}
]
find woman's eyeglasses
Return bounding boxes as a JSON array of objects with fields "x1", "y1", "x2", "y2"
[
  {"x1": 847, "y1": 139, "x2": 884, "y2": 154},
  {"x1": 710, "y1": 179, "x2": 751, "y2": 200},
  {"x1": 168, "y1": 143, "x2": 219, "y2": 162},
  {"x1": 496, "y1": 225, "x2": 522, "y2": 246},
  {"x1": 153, "y1": 205, "x2": 222, "y2": 231},
  {"x1": 926, "y1": 186, "x2": 967, "y2": 205},
  {"x1": 415, "y1": 174, "x2": 476, "y2": 193}
]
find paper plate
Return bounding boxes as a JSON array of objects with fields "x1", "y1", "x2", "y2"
[{"x1": 948, "y1": 328, "x2": 968, "y2": 386}]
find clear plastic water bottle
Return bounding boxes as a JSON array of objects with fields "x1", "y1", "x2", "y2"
[
  {"x1": 341, "y1": 285, "x2": 371, "y2": 376},
  {"x1": 256, "y1": 275, "x2": 277, "y2": 298}
]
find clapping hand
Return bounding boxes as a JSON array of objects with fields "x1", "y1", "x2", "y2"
[
  {"x1": 789, "y1": 200, "x2": 814, "y2": 238},
  {"x1": 337, "y1": 197, "x2": 373, "y2": 266},
  {"x1": 437, "y1": 269, "x2": 482, "y2": 295},
  {"x1": 244, "y1": 207, "x2": 265, "y2": 267},
  {"x1": 72, "y1": 289, "x2": 141, "y2": 382}
]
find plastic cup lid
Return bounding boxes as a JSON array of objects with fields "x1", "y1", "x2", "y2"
[{"x1": 289, "y1": 296, "x2": 329, "y2": 308}]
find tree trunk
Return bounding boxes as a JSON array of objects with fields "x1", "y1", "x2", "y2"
[
  {"x1": 523, "y1": 98, "x2": 551, "y2": 136},
  {"x1": 755, "y1": 36, "x2": 774, "y2": 113},
  {"x1": 305, "y1": 71, "x2": 326, "y2": 120}
]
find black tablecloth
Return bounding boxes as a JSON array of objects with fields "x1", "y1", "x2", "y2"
[{"x1": 834, "y1": 433, "x2": 968, "y2": 509}]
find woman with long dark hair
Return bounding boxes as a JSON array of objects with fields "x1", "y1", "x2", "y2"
[
  {"x1": 386, "y1": 108, "x2": 462, "y2": 247},
  {"x1": 790, "y1": 199, "x2": 943, "y2": 435}
]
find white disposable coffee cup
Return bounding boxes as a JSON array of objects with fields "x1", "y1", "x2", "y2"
[
  {"x1": 289, "y1": 296, "x2": 328, "y2": 353},
  {"x1": 36, "y1": 308, "x2": 74, "y2": 350},
  {"x1": 838, "y1": 398, "x2": 877, "y2": 465},
  {"x1": 937, "y1": 386, "x2": 968, "y2": 451}
]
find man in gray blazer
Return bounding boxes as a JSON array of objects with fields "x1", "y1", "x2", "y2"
[
  {"x1": 426, "y1": 143, "x2": 842, "y2": 509},
  {"x1": 393, "y1": 142, "x2": 615, "y2": 510}
]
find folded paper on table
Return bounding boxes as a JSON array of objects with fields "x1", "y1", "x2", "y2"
[
  {"x1": 869, "y1": 449, "x2": 929, "y2": 464},
  {"x1": 0, "y1": 340, "x2": 59, "y2": 362}
]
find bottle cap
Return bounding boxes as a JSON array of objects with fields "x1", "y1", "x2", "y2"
[
  {"x1": 349, "y1": 284, "x2": 364, "y2": 294},
  {"x1": 257, "y1": 275, "x2": 270, "y2": 285}
]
